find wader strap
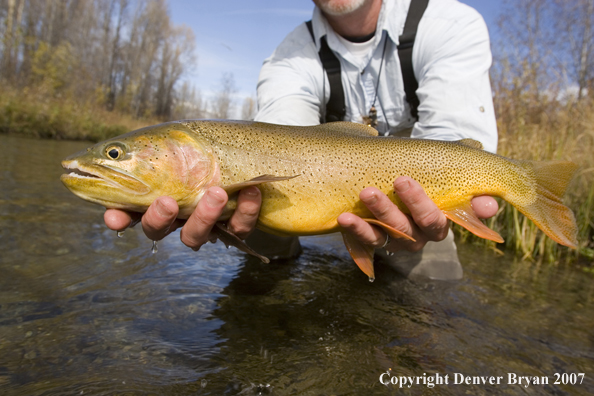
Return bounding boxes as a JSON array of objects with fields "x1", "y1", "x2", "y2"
[
  {"x1": 306, "y1": 0, "x2": 428, "y2": 123},
  {"x1": 397, "y1": 0, "x2": 429, "y2": 120},
  {"x1": 306, "y1": 20, "x2": 346, "y2": 123}
]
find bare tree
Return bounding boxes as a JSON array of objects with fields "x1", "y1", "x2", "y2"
[
  {"x1": 211, "y1": 72, "x2": 236, "y2": 119},
  {"x1": 241, "y1": 95, "x2": 256, "y2": 121},
  {"x1": 0, "y1": 0, "x2": 197, "y2": 119},
  {"x1": 554, "y1": 0, "x2": 594, "y2": 100},
  {"x1": 495, "y1": 0, "x2": 558, "y2": 101},
  {"x1": 155, "y1": 24, "x2": 196, "y2": 119},
  {"x1": 1, "y1": 0, "x2": 24, "y2": 80},
  {"x1": 173, "y1": 83, "x2": 208, "y2": 119}
]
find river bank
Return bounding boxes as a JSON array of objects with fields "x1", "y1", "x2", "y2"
[{"x1": 0, "y1": 86, "x2": 152, "y2": 142}]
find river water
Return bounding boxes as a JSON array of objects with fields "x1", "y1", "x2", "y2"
[{"x1": 0, "y1": 134, "x2": 593, "y2": 395}]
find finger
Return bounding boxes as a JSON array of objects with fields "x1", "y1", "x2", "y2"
[
  {"x1": 359, "y1": 187, "x2": 413, "y2": 236},
  {"x1": 227, "y1": 186, "x2": 261, "y2": 239},
  {"x1": 337, "y1": 212, "x2": 385, "y2": 246},
  {"x1": 104, "y1": 209, "x2": 141, "y2": 231},
  {"x1": 358, "y1": 186, "x2": 427, "y2": 252},
  {"x1": 180, "y1": 187, "x2": 227, "y2": 250},
  {"x1": 471, "y1": 196, "x2": 499, "y2": 219},
  {"x1": 394, "y1": 176, "x2": 449, "y2": 241},
  {"x1": 141, "y1": 196, "x2": 179, "y2": 241}
]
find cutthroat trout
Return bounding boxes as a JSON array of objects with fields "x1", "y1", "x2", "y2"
[{"x1": 61, "y1": 120, "x2": 578, "y2": 278}]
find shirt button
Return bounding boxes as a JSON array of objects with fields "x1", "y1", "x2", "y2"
[{"x1": 479, "y1": 106, "x2": 485, "y2": 112}]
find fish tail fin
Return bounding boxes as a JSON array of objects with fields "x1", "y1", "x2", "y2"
[{"x1": 512, "y1": 160, "x2": 578, "y2": 248}]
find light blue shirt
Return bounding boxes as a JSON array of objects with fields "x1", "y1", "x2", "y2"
[{"x1": 255, "y1": 0, "x2": 498, "y2": 153}]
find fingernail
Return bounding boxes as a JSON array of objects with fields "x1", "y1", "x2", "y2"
[
  {"x1": 395, "y1": 179, "x2": 411, "y2": 193},
  {"x1": 155, "y1": 199, "x2": 174, "y2": 217},
  {"x1": 244, "y1": 186, "x2": 259, "y2": 197},
  {"x1": 205, "y1": 189, "x2": 225, "y2": 207},
  {"x1": 361, "y1": 192, "x2": 377, "y2": 205}
]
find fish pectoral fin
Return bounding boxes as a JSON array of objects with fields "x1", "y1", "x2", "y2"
[
  {"x1": 223, "y1": 174, "x2": 300, "y2": 195},
  {"x1": 341, "y1": 231, "x2": 375, "y2": 279},
  {"x1": 442, "y1": 202, "x2": 504, "y2": 243},
  {"x1": 211, "y1": 223, "x2": 270, "y2": 263},
  {"x1": 361, "y1": 218, "x2": 416, "y2": 242}
]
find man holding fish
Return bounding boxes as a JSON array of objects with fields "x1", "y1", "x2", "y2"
[{"x1": 103, "y1": 0, "x2": 500, "y2": 279}]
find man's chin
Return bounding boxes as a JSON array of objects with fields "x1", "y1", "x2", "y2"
[{"x1": 314, "y1": 0, "x2": 368, "y2": 16}]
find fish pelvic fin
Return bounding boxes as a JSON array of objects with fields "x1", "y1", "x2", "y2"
[
  {"x1": 361, "y1": 218, "x2": 416, "y2": 242},
  {"x1": 514, "y1": 160, "x2": 578, "y2": 248},
  {"x1": 442, "y1": 201, "x2": 504, "y2": 243},
  {"x1": 341, "y1": 232, "x2": 375, "y2": 279},
  {"x1": 341, "y1": 219, "x2": 416, "y2": 279},
  {"x1": 212, "y1": 223, "x2": 270, "y2": 263}
]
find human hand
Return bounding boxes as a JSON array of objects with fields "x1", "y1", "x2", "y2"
[
  {"x1": 336, "y1": 176, "x2": 499, "y2": 253},
  {"x1": 104, "y1": 186, "x2": 262, "y2": 251}
]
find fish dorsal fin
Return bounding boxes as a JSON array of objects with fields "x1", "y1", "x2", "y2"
[
  {"x1": 316, "y1": 121, "x2": 379, "y2": 137},
  {"x1": 456, "y1": 139, "x2": 484, "y2": 150}
]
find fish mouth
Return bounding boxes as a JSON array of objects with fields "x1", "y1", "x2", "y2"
[
  {"x1": 61, "y1": 160, "x2": 151, "y2": 195},
  {"x1": 62, "y1": 167, "x2": 103, "y2": 180}
]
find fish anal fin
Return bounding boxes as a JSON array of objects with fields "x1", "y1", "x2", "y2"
[
  {"x1": 361, "y1": 218, "x2": 416, "y2": 242},
  {"x1": 341, "y1": 232, "x2": 375, "y2": 279},
  {"x1": 223, "y1": 174, "x2": 299, "y2": 195},
  {"x1": 442, "y1": 202, "x2": 504, "y2": 243},
  {"x1": 211, "y1": 223, "x2": 270, "y2": 263}
]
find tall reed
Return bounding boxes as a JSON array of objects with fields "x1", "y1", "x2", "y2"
[{"x1": 455, "y1": 95, "x2": 594, "y2": 264}]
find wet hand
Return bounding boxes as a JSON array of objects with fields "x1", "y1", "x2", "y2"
[
  {"x1": 336, "y1": 176, "x2": 498, "y2": 253},
  {"x1": 103, "y1": 186, "x2": 262, "y2": 251}
]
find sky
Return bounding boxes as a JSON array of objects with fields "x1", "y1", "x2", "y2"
[{"x1": 169, "y1": 1, "x2": 503, "y2": 113}]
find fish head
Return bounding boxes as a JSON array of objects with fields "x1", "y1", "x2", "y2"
[{"x1": 61, "y1": 122, "x2": 219, "y2": 216}]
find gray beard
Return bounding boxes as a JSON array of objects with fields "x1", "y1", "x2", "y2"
[{"x1": 317, "y1": 0, "x2": 368, "y2": 16}]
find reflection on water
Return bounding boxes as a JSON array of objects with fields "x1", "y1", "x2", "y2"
[{"x1": 0, "y1": 134, "x2": 593, "y2": 395}]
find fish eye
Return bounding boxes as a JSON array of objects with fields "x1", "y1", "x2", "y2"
[{"x1": 106, "y1": 146, "x2": 124, "y2": 160}]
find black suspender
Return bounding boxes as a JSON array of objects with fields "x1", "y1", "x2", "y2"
[
  {"x1": 398, "y1": 0, "x2": 429, "y2": 120},
  {"x1": 306, "y1": 20, "x2": 345, "y2": 123},
  {"x1": 306, "y1": 0, "x2": 429, "y2": 123}
]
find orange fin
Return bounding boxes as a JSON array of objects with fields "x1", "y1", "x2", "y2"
[
  {"x1": 361, "y1": 218, "x2": 416, "y2": 242},
  {"x1": 442, "y1": 202, "x2": 504, "y2": 243},
  {"x1": 514, "y1": 160, "x2": 578, "y2": 248},
  {"x1": 341, "y1": 232, "x2": 375, "y2": 279},
  {"x1": 211, "y1": 223, "x2": 270, "y2": 263},
  {"x1": 223, "y1": 174, "x2": 299, "y2": 195}
]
